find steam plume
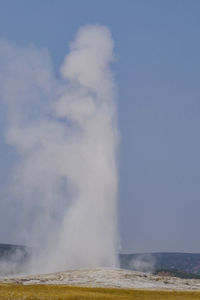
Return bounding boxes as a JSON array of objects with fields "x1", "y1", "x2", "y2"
[{"x1": 0, "y1": 25, "x2": 119, "y2": 273}]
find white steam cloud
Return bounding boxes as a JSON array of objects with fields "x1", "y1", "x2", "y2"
[
  {"x1": 129, "y1": 254, "x2": 156, "y2": 273},
  {"x1": 0, "y1": 25, "x2": 119, "y2": 273}
]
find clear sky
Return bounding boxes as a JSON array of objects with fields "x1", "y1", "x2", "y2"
[{"x1": 0, "y1": 0, "x2": 200, "y2": 253}]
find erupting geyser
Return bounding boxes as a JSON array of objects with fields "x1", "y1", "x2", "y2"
[{"x1": 0, "y1": 25, "x2": 119, "y2": 273}]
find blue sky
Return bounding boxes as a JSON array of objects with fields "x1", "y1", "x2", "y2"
[{"x1": 0, "y1": 0, "x2": 200, "y2": 253}]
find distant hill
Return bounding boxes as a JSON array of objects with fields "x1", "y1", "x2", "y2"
[
  {"x1": 120, "y1": 252, "x2": 200, "y2": 276},
  {"x1": 0, "y1": 243, "x2": 29, "y2": 276},
  {"x1": 1, "y1": 244, "x2": 200, "y2": 278},
  {"x1": 0, "y1": 243, "x2": 28, "y2": 257}
]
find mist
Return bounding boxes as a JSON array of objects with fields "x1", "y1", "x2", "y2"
[
  {"x1": 129, "y1": 254, "x2": 156, "y2": 273},
  {"x1": 0, "y1": 25, "x2": 119, "y2": 273}
]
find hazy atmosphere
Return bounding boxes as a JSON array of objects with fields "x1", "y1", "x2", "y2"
[{"x1": 0, "y1": 0, "x2": 200, "y2": 258}]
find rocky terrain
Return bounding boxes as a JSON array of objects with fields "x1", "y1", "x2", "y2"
[{"x1": 1, "y1": 268, "x2": 200, "y2": 291}]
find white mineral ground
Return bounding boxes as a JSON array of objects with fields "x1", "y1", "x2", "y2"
[{"x1": 1, "y1": 268, "x2": 200, "y2": 290}]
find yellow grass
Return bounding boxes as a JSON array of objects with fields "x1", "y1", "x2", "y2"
[{"x1": 0, "y1": 284, "x2": 200, "y2": 299}]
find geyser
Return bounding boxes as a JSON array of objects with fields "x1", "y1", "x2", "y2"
[{"x1": 0, "y1": 25, "x2": 119, "y2": 273}]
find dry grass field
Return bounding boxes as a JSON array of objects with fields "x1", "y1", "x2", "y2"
[{"x1": 0, "y1": 284, "x2": 200, "y2": 300}]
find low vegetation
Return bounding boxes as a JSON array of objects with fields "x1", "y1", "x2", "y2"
[
  {"x1": 154, "y1": 268, "x2": 200, "y2": 279},
  {"x1": 1, "y1": 284, "x2": 200, "y2": 300}
]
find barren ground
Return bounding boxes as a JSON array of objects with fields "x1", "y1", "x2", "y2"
[{"x1": 1, "y1": 268, "x2": 200, "y2": 291}]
